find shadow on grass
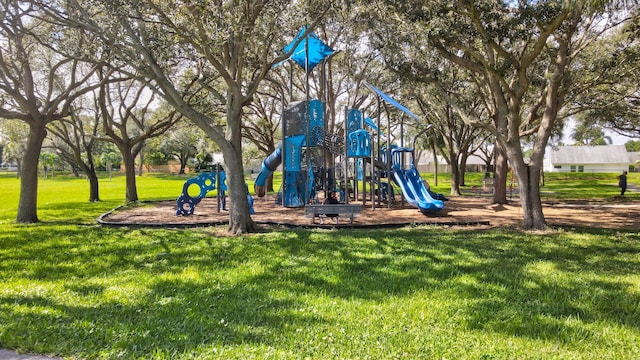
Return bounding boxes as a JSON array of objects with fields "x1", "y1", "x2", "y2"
[
  {"x1": 0, "y1": 279, "x2": 325, "y2": 357},
  {"x1": 0, "y1": 226, "x2": 639, "y2": 357},
  {"x1": 268, "y1": 228, "x2": 640, "y2": 345}
]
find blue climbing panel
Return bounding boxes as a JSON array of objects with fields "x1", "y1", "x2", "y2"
[{"x1": 176, "y1": 171, "x2": 226, "y2": 216}]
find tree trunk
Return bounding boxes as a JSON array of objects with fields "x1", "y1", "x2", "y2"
[
  {"x1": 17, "y1": 122, "x2": 47, "y2": 223},
  {"x1": 450, "y1": 160, "x2": 461, "y2": 196},
  {"x1": 78, "y1": 158, "x2": 100, "y2": 202},
  {"x1": 86, "y1": 153, "x2": 100, "y2": 202},
  {"x1": 121, "y1": 148, "x2": 139, "y2": 202},
  {"x1": 223, "y1": 105, "x2": 258, "y2": 234},
  {"x1": 514, "y1": 161, "x2": 546, "y2": 229},
  {"x1": 222, "y1": 143, "x2": 258, "y2": 234},
  {"x1": 447, "y1": 146, "x2": 461, "y2": 195},
  {"x1": 492, "y1": 146, "x2": 508, "y2": 204},
  {"x1": 513, "y1": 26, "x2": 570, "y2": 231},
  {"x1": 175, "y1": 100, "x2": 258, "y2": 233},
  {"x1": 266, "y1": 174, "x2": 274, "y2": 193},
  {"x1": 459, "y1": 153, "x2": 468, "y2": 186},
  {"x1": 137, "y1": 152, "x2": 144, "y2": 176},
  {"x1": 179, "y1": 156, "x2": 187, "y2": 174},
  {"x1": 431, "y1": 142, "x2": 439, "y2": 186},
  {"x1": 266, "y1": 144, "x2": 278, "y2": 193},
  {"x1": 88, "y1": 171, "x2": 100, "y2": 202}
]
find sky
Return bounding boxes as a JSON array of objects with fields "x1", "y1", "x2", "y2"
[{"x1": 562, "y1": 119, "x2": 633, "y2": 146}]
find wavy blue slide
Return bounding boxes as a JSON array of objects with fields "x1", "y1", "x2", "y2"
[{"x1": 392, "y1": 167, "x2": 445, "y2": 213}]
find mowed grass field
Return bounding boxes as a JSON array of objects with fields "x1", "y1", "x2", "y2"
[{"x1": 1, "y1": 172, "x2": 639, "y2": 359}]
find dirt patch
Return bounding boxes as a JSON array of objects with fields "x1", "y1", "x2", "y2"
[{"x1": 98, "y1": 195, "x2": 640, "y2": 231}]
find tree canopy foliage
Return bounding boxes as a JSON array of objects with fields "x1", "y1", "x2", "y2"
[
  {"x1": 0, "y1": 0, "x2": 638, "y2": 231},
  {"x1": 358, "y1": 0, "x2": 639, "y2": 229}
]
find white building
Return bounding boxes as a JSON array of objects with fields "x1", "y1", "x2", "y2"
[{"x1": 547, "y1": 145, "x2": 631, "y2": 173}]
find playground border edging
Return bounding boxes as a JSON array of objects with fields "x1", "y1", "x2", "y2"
[{"x1": 97, "y1": 203, "x2": 490, "y2": 229}]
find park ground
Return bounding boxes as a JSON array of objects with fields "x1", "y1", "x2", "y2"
[
  {"x1": 1, "y1": 173, "x2": 640, "y2": 359},
  {"x1": 100, "y1": 192, "x2": 640, "y2": 231}
]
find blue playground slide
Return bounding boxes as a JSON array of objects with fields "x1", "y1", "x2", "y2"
[
  {"x1": 254, "y1": 147, "x2": 282, "y2": 197},
  {"x1": 392, "y1": 167, "x2": 445, "y2": 213}
]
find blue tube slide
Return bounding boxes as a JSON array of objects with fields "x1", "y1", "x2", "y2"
[{"x1": 254, "y1": 147, "x2": 282, "y2": 197}]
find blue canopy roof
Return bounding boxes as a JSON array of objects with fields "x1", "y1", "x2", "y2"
[
  {"x1": 282, "y1": 26, "x2": 335, "y2": 73},
  {"x1": 364, "y1": 82, "x2": 422, "y2": 122}
]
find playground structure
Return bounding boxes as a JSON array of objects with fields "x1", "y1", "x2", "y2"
[
  {"x1": 252, "y1": 100, "x2": 445, "y2": 214},
  {"x1": 176, "y1": 167, "x2": 254, "y2": 216},
  {"x1": 252, "y1": 27, "x2": 445, "y2": 214},
  {"x1": 175, "y1": 26, "x2": 444, "y2": 219}
]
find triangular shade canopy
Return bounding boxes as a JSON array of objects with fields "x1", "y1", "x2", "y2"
[
  {"x1": 282, "y1": 26, "x2": 335, "y2": 73},
  {"x1": 365, "y1": 82, "x2": 422, "y2": 122}
]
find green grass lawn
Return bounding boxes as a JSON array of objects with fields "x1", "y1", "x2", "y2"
[
  {"x1": 1, "y1": 172, "x2": 639, "y2": 359},
  {"x1": 445, "y1": 171, "x2": 640, "y2": 201}
]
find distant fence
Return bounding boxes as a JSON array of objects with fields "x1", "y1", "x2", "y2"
[
  {"x1": 417, "y1": 164, "x2": 451, "y2": 173},
  {"x1": 550, "y1": 168, "x2": 636, "y2": 174},
  {"x1": 417, "y1": 164, "x2": 489, "y2": 174},
  {"x1": 119, "y1": 164, "x2": 192, "y2": 174}
]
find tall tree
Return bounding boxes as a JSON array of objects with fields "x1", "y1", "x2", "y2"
[
  {"x1": 47, "y1": 93, "x2": 103, "y2": 201},
  {"x1": 38, "y1": 151, "x2": 59, "y2": 179},
  {"x1": 162, "y1": 118, "x2": 201, "y2": 175},
  {"x1": 410, "y1": 69, "x2": 489, "y2": 194},
  {"x1": 0, "y1": 2, "x2": 103, "y2": 222},
  {"x1": 571, "y1": 122, "x2": 612, "y2": 145},
  {"x1": 367, "y1": 0, "x2": 636, "y2": 229},
  {"x1": 625, "y1": 140, "x2": 640, "y2": 152},
  {"x1": 99, "y1": 77, "x2": 178, "y2": 202},
  {"x1": 56, "y1": 0, "x2": 322, "y2": 233}
]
